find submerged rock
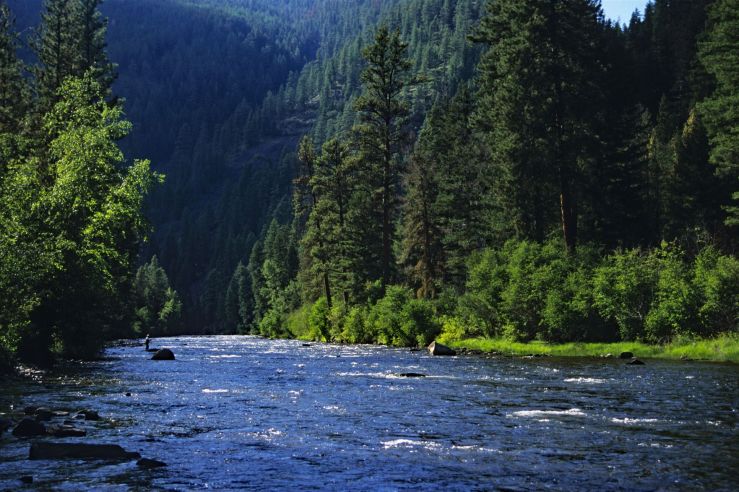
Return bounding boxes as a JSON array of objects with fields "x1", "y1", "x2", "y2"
[
  {"x1": 19, "y1": 476, "x2": 33, "y2": 484},
  {"x1": 619, "y1": 351, "x2": 634, "y2": 359},
  {"x1": 23, "y1": 406, "x2": 38, "y2": 416},
  {"x1": 627, "y1": 358, "x2": 645, "y2": 365},
  {"x1": 29, "y1": 442, "x2": 141, "y2": 461},
  {"x1": 12, "y1": 418, "x2": 46, "y2": 438},
  {"x1": 34, "y1": 407, "x2": 54, "y2": 421},
  {"x1": 137, "y1": 458, "x2": 167, "y2": 468},
  {"x1": 77, "y1": 410, "x2": 100, "y2": 421},
  {"x1": 428, "y1": 341, "x2": 456, "y2": 356},
  {"x1": 46, "y1": 425, "x2": 86, "y2": 437},
  {"x1": 0, "y1": 418, "x2": 14, "y2": 434},
  {"x1": 151, "y1": 348, "x2": 175, "y2": 361}
]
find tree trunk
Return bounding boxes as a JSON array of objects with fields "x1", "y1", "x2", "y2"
[{"x1": 560, "y1": 174, "x2": 577, "y2": 253}]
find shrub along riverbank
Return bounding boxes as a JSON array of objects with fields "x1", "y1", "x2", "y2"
[
  {"x1": 281, "y1": 239, "x2": 738, "y2": 363},
  {"x1": 446, "y1": 335, "x2": 739, "y2": 363}
]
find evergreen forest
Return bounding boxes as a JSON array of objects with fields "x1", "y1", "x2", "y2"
[{"x1": 0, "y1": 0, "x2": 736, "y2": 367}]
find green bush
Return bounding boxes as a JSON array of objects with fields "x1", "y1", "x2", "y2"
[
  {"x1": 367, "y1": 286, "x2": 412, "y2": 345},
  {"x1": 539, "y1": 243, "x2": 610, "y2": 342},
  {"x1": 402, "y1": 298, "x2": 441, "y2": 347},
  {"x1": 593, "y1": 248, "x2": 659, "y2": 341},
  {"x1": 498, "y1": 240, "x2": 558, "y2": 341},
  {"x1": 342, "y1": 305, "x2": 371, "y2": 343},
  {"x1": 644, "y1": 247, "x2": 699, "y2": 342},
  {"x1": 328, "y1": 304, "x2": 348, "y2": 342},
  {"x1": 365, "y1": 286, "x2": 440, "y2": 347},
  {"x1": 285, "y1": 304, "x2": 311, "y2": 340},
  {"x1": 694, "y1": 248, "x2": 739, "y2": 335},
  {"x1": 308, "y1": 297, "x2": 331, "y2": 341},
  {"x1": 457, "y1": 247, "x2": 509, "y2": 337},
  {"x1": 437, "y1": 315, "x2": 467, "y2": 344}
]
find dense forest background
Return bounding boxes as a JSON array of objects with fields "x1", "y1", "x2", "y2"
[{"x1": 1, "y1": 0, "x2": 736, "y2": 365}]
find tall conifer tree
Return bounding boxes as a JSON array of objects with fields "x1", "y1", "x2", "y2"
[
  {"x1": 697, "y1": 0, "x2": 739, "y2": 228},
  {"x1": 473, "y1": 0, "x2": 605, "y2": 252},
  {"x1": 354, "y1": 26, "x2": 412, "y2": 288}
]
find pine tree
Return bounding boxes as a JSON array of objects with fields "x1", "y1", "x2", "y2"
[
  {"x1": 294, "y1": 135, "x2": 333, "y2": 307},
  {"x1": 400, "y1": 151, "x2": 443, "y2": 299},
  {"x1": 353, "y1": 26, "x2": 412, "y2": 288},
  {"x1": 473, "y1": 0, "x2": 606, "y2": 252},
  {"x1": 0, "y1": 3, "x2": 27, "y2": 137},
  {"x1": 697, "y1": 0, "x2": 739, "y2": 228},
  {"x1": 34, "y1": 0, "x2": 115, "y2": 112},
  {"x1": 75, "y1": 0, "x2": 115, "y2": 94}
]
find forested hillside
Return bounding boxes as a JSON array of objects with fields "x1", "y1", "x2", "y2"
[
  {"x1": 1, "y1": 0, "x2": 736, "y2": 365},
  {"x1": 243, "y1": 0, "x2": 738, "y2": 347}
]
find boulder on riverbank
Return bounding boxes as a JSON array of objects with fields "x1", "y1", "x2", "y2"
[
  {"x1": 619, "y1": 351, "x2": 634, "y2": 359},
  {"x1": 151, "y1": 348, "x2": 175, "y2": 361},
  {"x1": 12, "y1": 418, "x2": 46, "y2": 438},
  {"x1": 428, "y1": 341, "x2": 456, "y2": 356},
  {"x1": 29, "y1": 442, "x2": 141, "y2": 461}
]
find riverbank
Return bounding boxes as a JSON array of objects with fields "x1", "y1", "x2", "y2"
[{"x1": 446, "y1": 334, "x2": 739, "y2": 363}]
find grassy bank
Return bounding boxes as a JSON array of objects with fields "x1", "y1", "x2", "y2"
[{"x1": 447, "y1": 334, "x2": 739, "y2": 363}]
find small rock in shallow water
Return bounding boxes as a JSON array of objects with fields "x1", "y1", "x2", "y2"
[
  {"x1": 627, "y1": 358, "x2": 645, "y2": 365},
  {"x1": 77, "y1": 410, "x2": 100, "y2": 421},
  {"x1": 19, "y1": 476, "x2": 33, "y2": 484},
  {"x1": 29, "y1": 442, "x2": 140, "y2": 461},
  {"x1": 12, "y1": 418, "x2": 46, "y2": 438},
  {"x1": 619, "y1": 351, "x2": 634, "y2": 359},
  {"x1": 34, "y1": 407, "x2": 53, "y2": 421},
  {"x1": 125, "y1": 393, "x2": 132, "y2": 397},
  {"x1": 137, "y1": 458, "x2": 167, "y2": 468},
  {"x1": 397, "y1": 373, "x2": 426, "y2": 378},
  {"x1": 23, "y1": 406, "x2": 37, "y2": 416},
  {"x1": 47, "y1": 425, "x2": 86, "y2": 437},
  {"x1": 151, "y1": 348, "x2": 175, "y2": 361}
]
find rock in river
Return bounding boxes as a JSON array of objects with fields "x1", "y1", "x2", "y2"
[
  {"x1": 151, "y1": 348, "x2": 175, "y2": 361},
  {"x1": 619, "y1": 351, "x2": 634, "y2": 359},
  {"x1": 397, "y1": 373, "x2": 426, "y2": 378},
  {"x1": 627, "y1": 358, "x2": 645, "y2": 365},
  {"x1": 46, "y1": 425, "x2": 86, "y2": 437},
  {"x1": 428, "y1": 341, "x2": 456, "y2": 356},
  {"x1": 0, "y1": 417, "x2": 14, "y2": 435},
  {"x1": 12, "y1": 418, "x2": 46, "y2": 438},
  {"x1": 34, "y1": 407, "x2": 54, "y2": 421},
  {"x1": 76, "y1": 410, "x2": 100, "y2": 421},
  {"x1": 137, "y1": 458, "x2": 167, "y2": 468},
  {"x1": 29, "y1": 442, "x2": 141, "y2": 461}
]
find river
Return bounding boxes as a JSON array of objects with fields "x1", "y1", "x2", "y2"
[{"x1": 1, "y1": 336, "x2": 737, "y2": 490}]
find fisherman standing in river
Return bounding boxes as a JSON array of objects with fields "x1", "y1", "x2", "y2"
[{"x1": 145, "y1": 334, "x2": 151, "y2": 351}]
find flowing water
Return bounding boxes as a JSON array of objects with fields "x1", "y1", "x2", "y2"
[{"x1": 1, "y1": 335, "x2": 737, "y2": 490}]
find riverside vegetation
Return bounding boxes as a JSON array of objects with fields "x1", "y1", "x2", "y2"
[{"x1": 0, "y1": 0, "x2": 737, "y2": 368}]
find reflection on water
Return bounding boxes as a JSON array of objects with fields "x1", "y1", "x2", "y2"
[{"x1": 1, "y1": 335, "x2": 738, "y2": 490}]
